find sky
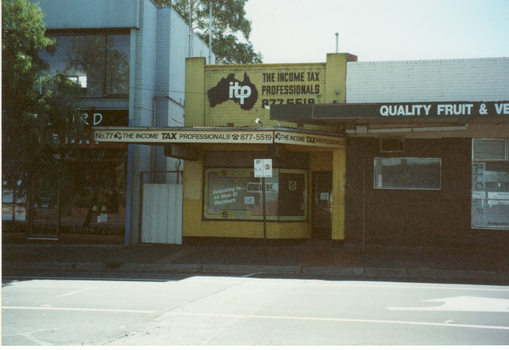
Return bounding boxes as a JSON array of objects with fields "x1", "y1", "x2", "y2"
[{"x1": 243, "y1": 0, "x2": 509, "y2": 63}]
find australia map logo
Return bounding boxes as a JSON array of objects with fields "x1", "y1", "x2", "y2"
[{"x1": 207, "y1": 72, "x2": 258, "y2": 111}]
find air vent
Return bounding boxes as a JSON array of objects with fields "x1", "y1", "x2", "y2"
[{"x1": 380, "y1": 138, "x2": 404, "y2": 153}]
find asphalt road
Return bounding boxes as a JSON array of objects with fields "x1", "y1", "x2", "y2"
[{"x1": 2, "y1": 275, "x2": 509, "y2": 346}]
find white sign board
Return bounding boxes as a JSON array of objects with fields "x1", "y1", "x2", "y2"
[
  {"x1": 94, "y1": 129, "x2": 273, "y2": 144},
  {"x1": 254, "y1": 159, "x2": 272, "y2": 177}
]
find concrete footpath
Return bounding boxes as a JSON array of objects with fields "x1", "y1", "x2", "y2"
[{"x1": 2, "y1": 239, "x2": 509, "y2": 285}]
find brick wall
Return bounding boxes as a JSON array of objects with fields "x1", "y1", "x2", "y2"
[{"x1": 346, "y1": 57, "x2": 509, "y2": 103}]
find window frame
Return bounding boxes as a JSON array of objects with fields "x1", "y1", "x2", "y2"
[
  {"x1": 41, "y1": 30, "x2": 131, "y2": 99},
  {"x1": 471, "y1": 139, "x2": 509, "y2": 230},
  {"x1": 373, "y1": 157, "x2": 442, "y2": 191},
  {"x1": 203, "y1": 167, "x2": 308, "y2": 221}
]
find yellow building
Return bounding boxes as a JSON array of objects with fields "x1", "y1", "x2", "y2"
[
  {"x1": 94, "y1": 53, "x2": 356, "y2": 243},
  {"x1": 181, "y1": 54, "x2": 357, "y2": 241}
]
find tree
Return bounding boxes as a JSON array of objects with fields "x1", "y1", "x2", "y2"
[
  {"x1": 2, "y1": 0, "x2": 85, "y2": 223},
  {"x1": 154, "y1": 0, "x2": 263, "y2": 64}
]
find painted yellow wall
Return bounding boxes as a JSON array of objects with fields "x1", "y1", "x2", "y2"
[
  {"x1": 186, "y1": 54, "x2": 350, "y2": 128},
  {"x1": 184, "y1": 199, "x2": 310, "y2": 239},
  {"x1": 182, "y1": 151, "x2": 311, "y2": 239},
  {"x1": 331, "y1": 148, "x2": 346, "y2": 240},
  {"x1": 204, "y1": 63, "x2": 326, "y2": 127},
  {"x1": 185, "y1": 57, "x2": 206, "y2": 126},
  {"x1": 325, "y1": 53, "x2": 349, "y2": 104},
  {"x1": 182, "y1": 54, "x2": 349, "y2": 240},
  {"x1": 185, "y1": 54, "x2": 350, "y2": 130},
  {"x1": 182, "y1": 145, "x2": 346, "y2": 240}
]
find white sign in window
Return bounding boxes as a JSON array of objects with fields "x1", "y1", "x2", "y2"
[{"x1": 471, "y1": 160, "x2": 509, "y2": 230}]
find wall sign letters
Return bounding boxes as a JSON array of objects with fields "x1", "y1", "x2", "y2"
[
  {"x1": 302, "y1": 101, "x2": 509, "y2": 121},
  {"x1": 93, "y1": 129, "x2": 346, "y2": 149},
  {"x1": 207, "y1": 68, "x2": 324, "y2": 111}
]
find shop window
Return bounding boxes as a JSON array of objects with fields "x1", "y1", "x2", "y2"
[
  {"x1": 472, "y1": 139, "x2": 509, "y2": 230},
  {"x1": 2, "y1": 182, "x2": 26, "y2": 222},
  {"x1": 204, "y1": 168, "x2": 307, "y2": 221},
  {"x1": 40, "y1": 32, "x2": 130, "y2": 98},
  {"x1": 374, "y1": 158, "x2": 441, "y2": 190}
]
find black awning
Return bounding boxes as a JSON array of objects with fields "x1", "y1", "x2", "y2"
[{"x1": 270, "y1": 101, "x2": 509, "y2": 127}]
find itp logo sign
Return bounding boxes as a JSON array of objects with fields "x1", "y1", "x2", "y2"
[
  {"x1": 229, "y1": 81, "x2": 251, "y2": 104},
  {"x1": 208, "y1": 72, "x2": 258, "y2": 111}
]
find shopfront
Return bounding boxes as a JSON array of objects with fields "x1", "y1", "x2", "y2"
[
  {"x1": 92, "y1": 54, "x2": 508, "y2": 247},
  {"x1": 2, "y1": 110, "x2": 128, "y2": 242},
  {"x1": 93, "y1": 127, "x2": 346, "y2": 241},
  {"x1": 271, "y1": 100, "x2": 509, "y2": 247}
]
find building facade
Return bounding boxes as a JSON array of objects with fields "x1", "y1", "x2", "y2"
[
  {"x1": 344, "y1": 58, "x2": 509, "y2": 247},
  {"x1": 95, "y1": 54, "x2": 355, "y2": 243},
  {"x1": 2, "y1": 0, "x2": 214, "y2": 243},
  {"x1": 273, "y1": 57, "x2": 509, "y2": 247},
  {"x1": 93, "y1": 53, "x2": 508, "y2": 248}
]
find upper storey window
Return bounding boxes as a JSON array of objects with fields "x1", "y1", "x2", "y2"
[{"x1": 40, "y1": 32, "x2": 130, "y2": 98}]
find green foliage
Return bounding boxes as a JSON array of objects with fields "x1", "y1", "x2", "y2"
[
  {"x1": 153, "y1": 0, "x2": 263, "y2": 64},
  {"x1": 2, "y1": 0, "x2": 85, "y2": 198}
]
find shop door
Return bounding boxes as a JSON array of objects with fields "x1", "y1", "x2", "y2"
[{"x1": 312, "y1": 171, "x2": 332, "y2": 239}]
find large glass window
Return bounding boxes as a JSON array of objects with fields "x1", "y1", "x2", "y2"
[
  {"x1": 472, "y1": 139, "x2": 509, "y2": 230},
  {"x1": 2, "y1": 154, "x2": 128, "y2": 237},
  {"x1": 204, "y1": 168, "x2": 307, "y2": 221},
  {"x1": 40, "y1": 32, "x2": 130, "y2": 98},
  {"x1": 374, "y1": 158, "x2": 441, "y2": 190}
]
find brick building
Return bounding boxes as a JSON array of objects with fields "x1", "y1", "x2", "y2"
[{"x1": 273, "y1": 57, "x2": 509, "y2": 247}]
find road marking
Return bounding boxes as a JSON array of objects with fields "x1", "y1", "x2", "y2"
[
  {"x1": 56, "y1": 287, "x2": 96, "y2": 298},
  {"x1": 388, "y1": 296, "x2": 509, "y2": 312},
  {"x1": 183, "y1": 277, "x2": 509, "y2": 292},
  {"x1": 164, "y1": 311, "x2": 509, "y2": 331},
  {"x1": 242, "y1": 272, "x2": 264, "y2": 277},
  {"x1": 2, "y1": 328, "x2": 61, "y2": 346},
  {"x1": 2, "y1": 306, "x2": 157, "y2": 314}
]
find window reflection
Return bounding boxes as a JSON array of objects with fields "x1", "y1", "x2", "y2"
[
  {"x1": 203, "y1": 168, "x2": 308, "y2": 221},
  {"x1": 40, "y1": 33, "x2": 130, "y2": 98},
  {"x1": 374, "y1": 158, "x2": 442, "y2": 190}
]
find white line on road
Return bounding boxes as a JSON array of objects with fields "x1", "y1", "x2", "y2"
[
  {"x1": 2, "y1": 306, "x2": 157, "y2": 314},
  {"x1": 56, "y1": 287, "x2": 96, "y2": 298},
  {"x1": 182, "y1": 277, "x2": 509, "y2": 292},
  {"x1": 2, "y1": 328, "x2": 61, "y2": 346},
  {"x1": 388, "y1": 296, "x2": 509, "y2": 312},
  {"x1": 165, "y1": 311, "x2": 509, "y2": 331}
]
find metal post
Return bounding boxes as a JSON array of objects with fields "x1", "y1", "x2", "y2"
[
  {"x1": 335, "y1": 33, "x2": 339, "y2": 53},
  {"x1": 262, "y1": 177, "x2": 267, "y2": 262},
  {"x1": 55, "y1": 189, "x2": 61, "y2": 237},
  {"x1": 209, "y1": 1, "x2": 212, "y2": 64},
  {"x1": 188, "y1": 0, "x2": 193, "y2": 57},
  {"x1": 362, "y1": 159, "x2": 368, "y2": 250}
]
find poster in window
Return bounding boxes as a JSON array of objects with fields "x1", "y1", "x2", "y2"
[
  {"x1": 471, "y1": 161, "x2": 509, "y2": 230},
  {"x1": 204, "y1": 168, "x2": 307, "y2": 221}
]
